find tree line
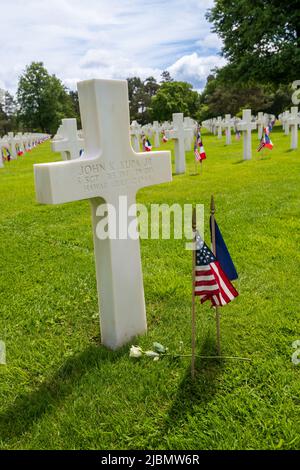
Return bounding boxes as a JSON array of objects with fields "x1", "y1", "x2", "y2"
[{"x1": 1, "y1": 1, "x2": 299, "y2": 135}]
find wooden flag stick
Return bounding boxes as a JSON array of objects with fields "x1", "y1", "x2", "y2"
[
  {"x1": 211, "y1": 195, "x2": 221, "y2": 356},
  {"x1": 191, "y1": 208, "x2": 197, "y2": 379},
  {"x1": 194, "y1": 156, "x2": 198, "y2": 176},
  {"x1": 194, "y1": 126, "x2": 199, "y2": 176}
]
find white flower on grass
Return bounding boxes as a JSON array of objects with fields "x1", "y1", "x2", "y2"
[
  {"x1": 145, "y1": 351, "x2": 160, "y2": 359},
  {"x1": 153, "y1": 356, "x2": 160, "y2": 362},
  {"x1": 129, "y1": 346, "x2": 143, "y2": 359}
]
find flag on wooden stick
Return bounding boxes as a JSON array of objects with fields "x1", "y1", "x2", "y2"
[
  {"x1": 194, "y1": 129, "x2": 207, "y2": 162},
  {"x1": 257, "y1": 127, "x2": 274, "y2": 152},
  {"x1": 162, "y1": 130, "x2": 168, "y2": 143},
  {"x1": 194, "y1": 232, "x2": 239, "y2": 308}
]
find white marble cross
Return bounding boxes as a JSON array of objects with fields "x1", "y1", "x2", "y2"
[
  {"x1": 237, "y1": 109, "x2": 257, "y2": 160},
  {"x1": 52, "y1": 118, "x2": 85, "y2": 161},
  {"x1": 130, "y1": 121, "x2": 141, "y2": 153},
  {"x1": 184, "y1": 117, "x2": 195, "y2": 151},
  {"x1": 256, "y1": 112, "x2": 267, "y2": 140},
  {"x1": 34, "y1": 79, "x2": 172, "y2": 350},
  {"x1": 211, "y1": 118, "x2": 217, "y2": 136},
  {"x1": 15, "y1": 133, "x2": 25, "y2": 154},
  {"x1": 216, "y1": 116, "x2": 223, "y2": 139},
  {"x1": 284, "y1": 111, "x2": 290, "y2": 136},
  {"x1": 0, "y1": 141, "x2": 5, "y2": 168},
  {"x1": 224, "y1": 114, "x2": 232, "y2": 145},
  {"x1": 153, "y1": 121, "x2": 160, "y2": 147},
  {"x1": 7, "y1": 133, "x2": 17, "y2": 159},
  {"x1": 169, "y1": 113, "x2": 186, "y2": 174},
  {"x1": 289, "y1": 106, "x2": 300, "y2": 150}
]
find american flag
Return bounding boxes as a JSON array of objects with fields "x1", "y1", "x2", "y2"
[
  {"x1": 194, "y1": 130, "x2": 207, "y2": 161},
  {"x1": 194, "y1": 232, "x2": 239, "y2": 307}
]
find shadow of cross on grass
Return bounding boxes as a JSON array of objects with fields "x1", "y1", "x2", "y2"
[
  {"x1": 150, "y1": 336, "x2": 225, "y2": 447},
  {"x1": 0, "y1": 345, "x2": 127, "y2": 443}
]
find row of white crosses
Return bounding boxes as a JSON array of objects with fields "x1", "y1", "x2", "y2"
[
  {"x1": 165, "y1": 113, "x2": 198, "y2": 174},
  {"x1": 130, "y1": 121, "x2": 161, "y2": 152},
  {"x1": 34, "y1": 79, "x2": 172, "y2": 350},
  {"x1": 203, "y1": 110, "x2": 257, "y2": 160},
  {"x1": 202, "y1": 115, "x2": 238, "y2": 144},
  {"x1": 205, "y1": 105, "x2": 300, "y2": 156},
  {"x1": 0, "y1": 132, "x2": 50, "y2": 168},
  {"x1": 280, "y1": 111, "x2": 291, "y2": 135},
  {"x1": 256, "y1": 112, "x2": 270, "y2": 140},
  {"x1": 129, "y1": 115, "x2": 197, "y2": 175}
]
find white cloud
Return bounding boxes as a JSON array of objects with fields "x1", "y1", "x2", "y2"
[
  {"x1": 0, "y1": 0, "x2": 222, "y2": 93},
  {"x1": 168, "y1": 53, "x2": 227, "y2": 88},
  {"x1": 196, "y1": 33, "x2": 223, "y2": 51}
]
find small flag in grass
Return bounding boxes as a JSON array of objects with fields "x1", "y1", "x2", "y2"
[
  {"x1": 162, "y1": 130, "x2": 168, "y2": 143},
  {"x1": 194, "y1": 130, "x2": 207, "y2": 162},
  {"x1": 258, "y1": 127, "x2": 274, "y2": 152},
  {"x1": 194, "y1": 232, "x2": 239, "y2": 307}
]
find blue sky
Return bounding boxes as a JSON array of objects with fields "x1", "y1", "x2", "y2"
[{"x1": 0, "y1": 0, "x2": 225, "y2": 94}]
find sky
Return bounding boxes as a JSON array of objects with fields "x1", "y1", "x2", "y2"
[{"x1": 0, "y1": 0, "x2": 226, "y2": 95}]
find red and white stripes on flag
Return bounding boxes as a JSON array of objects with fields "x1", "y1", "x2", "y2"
[{"x1": 195, "y1": 262, "x2": 238, "y2": 307}]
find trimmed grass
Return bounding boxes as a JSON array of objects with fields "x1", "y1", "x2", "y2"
[{"x1": 0, "y1": 127, "x2": 299, "y2": 450}]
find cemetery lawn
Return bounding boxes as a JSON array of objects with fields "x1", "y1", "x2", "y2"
[{"x1": 0, "y1": 128, "x2": 299, "y2": 451}]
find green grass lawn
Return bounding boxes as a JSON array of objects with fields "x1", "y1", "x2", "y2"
[{"x1": 0, "y1": 127, "x2": 299, "y2": 450}]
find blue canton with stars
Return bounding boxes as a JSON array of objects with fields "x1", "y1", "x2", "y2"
[{"x1": 196, "y1": 233, "x2": 217, "y2": 266}]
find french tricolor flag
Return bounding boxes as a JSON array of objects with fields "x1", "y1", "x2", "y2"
[
  {"x1": 145, "y1": 139, "x2": 152, "y2": 152},
  {"x1": 264, "y1": 133, "x2": 273, "y2": 150},
  {"x1": 199, "y1": 143, "x2": 207, "y2": 161}
]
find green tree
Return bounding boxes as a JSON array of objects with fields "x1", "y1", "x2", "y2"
[
  {"x1": 199, "y1": 75, "x2": 274, "y2": 119},
  {"x1": 127, "y1": 76, "x2": 144, "y2": 122},
  {"x1": 150, "y1": 81, "x2": 201, "y2": 122},
  {"x1": 198, "y1": 73, "x2": 294, "y2": 121},
  {"x1": 144, "y1": 76, "x2": 160, "y2": 98},
  {"x1": 17, "y1": 62, "x2": 75, "y2": 134},
  {"x1": 207, "y1": 0, "x2": 300, "y2": 85},
  {"x1": 0, "y1": 91, "x2": 17, "y2": 134},
  {"x1": 127, "y1": 76, "x2": 160, "y2": 124},
  {"x1": 69, "y1": 90, "x2": 82, "y2": 129},
  {"x1": 160, "y1": 71, "x2": 173, "y2": 83}
]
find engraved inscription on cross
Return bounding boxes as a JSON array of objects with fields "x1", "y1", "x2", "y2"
[{"x1": 34, "y1": 79, "x2": 172, "y2": 350}]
